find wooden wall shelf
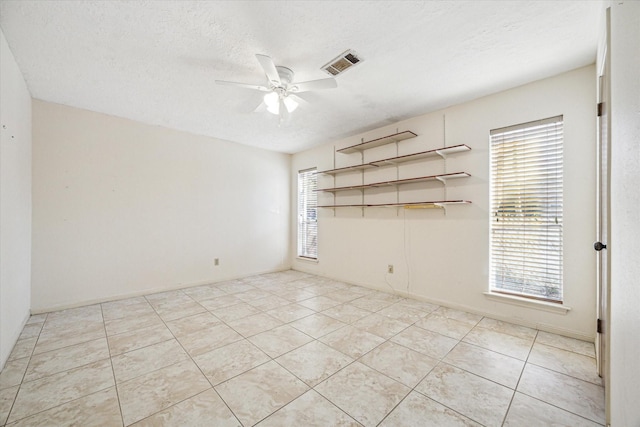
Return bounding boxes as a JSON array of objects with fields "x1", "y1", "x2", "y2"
[
  {"x1": 337, "y1": 131, "x2": 418, "y2": 154},
  {"x1": 317, "y1": 172, "x2": 470, "y2": 193},
  {"x1": 319, "y1": 200, "x2": 472, "y2": 209},
  {"x1": 319, "y1": 144, "x2": 471, "y2": 176},
  {"x1": 320, "y1": 128, "x2": 472, "y2": 211},
  {"x1": 370, "y1": 144, "x2": 471, "y2": 166},
  {"x1": 318, "y1": 163, "x2": 378, "y2": 175}
]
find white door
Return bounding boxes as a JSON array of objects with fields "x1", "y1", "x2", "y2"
[{"x1": 595, "y1": 8, "x2": 611, "y2": 386}]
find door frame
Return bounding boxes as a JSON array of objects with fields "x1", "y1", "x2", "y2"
[{"x1": 595, "y1": 6, "x2": 611, "y2": 423}]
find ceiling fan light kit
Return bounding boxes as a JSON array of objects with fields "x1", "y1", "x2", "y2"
[
  {"x1": 264, "y1": 91, "x2": 298, "y2": 115},
  {"x1": 215, "y1": 54, "x2": 338, "y2": 123}
]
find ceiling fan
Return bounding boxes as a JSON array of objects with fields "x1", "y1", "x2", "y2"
[{"x1": 215, "y1": 54, "x2": 338, "y2": 123}]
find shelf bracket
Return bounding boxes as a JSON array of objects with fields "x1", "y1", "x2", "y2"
[
  {"x1": 435, "y1": 176, "x2": 446, "y2": 184},
  {"x1": 435, "y1": 149, "x2": 448, "y2": 159},
  {"x1": 434, "y1": 202, "x2": 447, "y2": 216}
]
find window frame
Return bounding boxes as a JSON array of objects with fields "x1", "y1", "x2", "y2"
[
  {"x1": 297, "y1": 167, "x2": 318, "y2": 260},
  {"x1": 489, "y1": 116, "x2": 564, "y2": 303}
]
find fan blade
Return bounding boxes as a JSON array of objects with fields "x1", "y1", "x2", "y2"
[
  {"x1": 280, "y1": 97, "x2": 289, "y2": 119},
  {"x1": 215, "y1": 80, "x2": 270, "y2": 92},
  {"x1": 253, "y1": 102, "x2": 267, "y2": 113},
  {"x1": 256, "y1": 54, "x2": 281, "y2": 86},
  {"x1": 290, "y1": 78, "x2": 337, "y2": 93},
  {"x1": 278, "y1": 97, "x2": 290, "y2": 127}
]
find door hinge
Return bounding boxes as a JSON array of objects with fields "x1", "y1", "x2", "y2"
[
  {"x1": 597, "y1": 102, "x2": 604, "y2": 117},
  {"x1": 597, "y1": 318, "x2": 603, "y2": 334}
]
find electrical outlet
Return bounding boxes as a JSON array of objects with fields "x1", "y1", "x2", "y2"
[
  {"x1": 214, "y1": 258, "x2": 219, "y2": 266},
  {"x1": 388, "y1": 264, "x2": 394, "y2": 274}
]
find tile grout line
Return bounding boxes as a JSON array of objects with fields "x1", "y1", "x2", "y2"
[
  {"x1": 499, "y1": 328, "x2": 539, "y2": 426},
  {"x1": 151, "y1": 292, "x2": 246, "y2": 427},
  {"x1": 401, "y1": 315, "x2": 497, "y2": 427},
  {"x1": 369, "y1": 335, "x2": 431, "y2": 427},
  {"x1": 5, "y1": 275, "x2": 292, "y2": 426},
  {"x1": 528, "y1": 333, "x2": 602, "y2": 386},
  {"x1": 3, "y1": 308, "x2": 115, "y2": 425},
  {"x1": 456, "y1": 323, "x2": 537, "y2": 361},
  {"x1": 524, "y1": 361, "x2": 605, "y2": 387},
  {"x1": 17, "y1": 338, "x2": 112, "y2": 384},
  {"x1": 515, "y1": 333, "x2": 605, "y2": 425},
  {"x1": 384, "y1": 311, "x2": 554, "y2": 426},
  {"x1": 261, "y1": 287, "x2": 396, "y2": 425},
  {"x1": 369, "y1": 314, "x2": 487, "y2": 427},
  {"x1": 214, "y1": 276, "x2": 354, "y2": 425},
  {"x1": 4, "y1": 385, "x2": 118, "y2": 425},
  {"x1": 9, "y1": 277, "x2": 316, "y2": 425},
  {"x1": 513, "y1": 389, "x2": 606, "y2": 426},
  {"x1": 303, "y1": 306, "x2": 446, "y2": 425},
  {"x1": 3, "y1": 314, "x2": 48, "y2": 425},
  {"x1": 100, "y1": 303, "x2": 126, "y2": 427},
  {"x1": 3, "y1": 271, "x2": 602, "y2": 426}
]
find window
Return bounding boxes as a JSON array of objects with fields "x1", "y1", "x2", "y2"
[
  {"x1": 490, "y1": 116, "x2": 563, "y2": 302},
  {"x1": 297, "y1": 168, "x2": 317, "y2": 259}
]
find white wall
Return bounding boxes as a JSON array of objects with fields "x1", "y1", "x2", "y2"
[
  {"x1": 32, "y1": 101, "x2": 290, "y2": 311},
  {"x1": 0, "y1": 29, "x2": 32, "y2": 369},
  {"x1": 292, "y1": 65, "x2": 596, "y2": 340},
  {"x1": 607, "y1": 2, "x2": 640, "y2": 425}
]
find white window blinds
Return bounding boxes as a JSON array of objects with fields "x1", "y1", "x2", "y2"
[
  {"x1": 490, "y1": 116, "x2": 563, "y2": 302},
  {"x1": 297, "y1": 168, "x2": 317, "y2": 259}
]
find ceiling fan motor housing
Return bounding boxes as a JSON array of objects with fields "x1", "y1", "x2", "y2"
[{"x1": 274, "y1": 66, "x2": 294, "y2": 86}]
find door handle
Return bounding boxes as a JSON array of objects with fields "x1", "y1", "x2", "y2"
[{"x1": 594, "y1": 241, "x2": 607, "y2": 251}]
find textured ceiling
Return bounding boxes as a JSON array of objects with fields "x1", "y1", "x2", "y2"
[{"x1": 0, "y1": 1, "x2": 602, "y2": 153}]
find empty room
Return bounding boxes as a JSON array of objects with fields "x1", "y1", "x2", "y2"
[{"x1": 0, "y1": 1, "x2": 638, "y2": 426}]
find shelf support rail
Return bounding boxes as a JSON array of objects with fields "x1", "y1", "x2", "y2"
[
  {"x1": 395, "y1": 129, "x2": 400, "y2": 215},
  {"x1": 332, "y1": 145, "x2": 336, "y2": 217},
  {"x1": 361, "y1": 139, "x2": 365, "y2": 217},
  {"x1": 441, "y1": 115, "x2": 448, "y2": 209}
]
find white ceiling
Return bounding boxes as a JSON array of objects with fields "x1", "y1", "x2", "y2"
[{"x1": 0, "y1": 1, "x2": 602, "y2": 153}]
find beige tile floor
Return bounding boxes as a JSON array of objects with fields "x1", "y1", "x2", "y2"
[{"x1": 0, "y1": 270, "x2": 605, "y2": 426}]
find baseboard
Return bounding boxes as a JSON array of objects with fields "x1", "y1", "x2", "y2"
[
  {"x1": 393, "y1": 289, "x2": 594, "y2": 342},
  {"x1": 32, "y1": 267, "x2": 595, "y2": 343},
  {"x1": 290, "y1": 269, "x2": 595, "y2": 343},
  {"x1": 30, "y1": 267, "x2": 290, "y2": 314}
]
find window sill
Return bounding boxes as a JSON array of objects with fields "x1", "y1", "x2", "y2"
[
  {"x1": 483, "y1": 292, "x2": 571, "y2": 314},
  {"x1": 295, "y1": 256, "x2": 318, "y2": 264}
]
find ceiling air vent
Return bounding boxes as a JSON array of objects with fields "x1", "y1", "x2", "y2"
[{"x1": 322, "y1": 50, "x2": 362, "y2": 76}]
